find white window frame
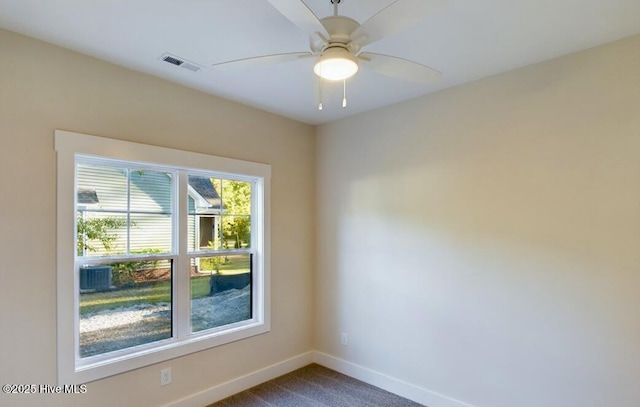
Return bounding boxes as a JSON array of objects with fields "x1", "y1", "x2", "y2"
[{"x1": 55, "y1": 130, "x2": 271, "y2": 384}]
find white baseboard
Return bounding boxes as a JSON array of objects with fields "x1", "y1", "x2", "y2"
[
  {"x1": 163, "y1": 351, "x2": 313, "y2": 407},
  {"x1": 312, "y1": 351, "x2": 475, "y2": 407},
  {"x1": 163, "y1": 350, "x2": 473, "y2": 407}
]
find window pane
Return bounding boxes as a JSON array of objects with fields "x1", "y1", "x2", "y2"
[
  {"x1": 77, "y1": 212, "x2": 127, "y2": 257},
  {"x1": 77, "y1": 163, "x2": 127, "y2": 211},
  {"x1": 190, "y1": 254, "x2": 252, "y2": 333},
  {"x1": 129, "y1": 169, "x2": 173, "y2": 214},
  {"x1": 79, "y1": 259, "x2": 173, "y2": 358},
  {"x1": 129, "y1": 213, "x2": 172, "y2": 253},
  {"x1": 221, "y1": 215, "x2": 251, "y2": 249}
]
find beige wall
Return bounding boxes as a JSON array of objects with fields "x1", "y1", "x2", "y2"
[
  {"x1": 0, "y1": 29, "x2": 315, "y2": 407},
  {"x1": 316, "y1": 35, "x2": 640, "y2": 406}
]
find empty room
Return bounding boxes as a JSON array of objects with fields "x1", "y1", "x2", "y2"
[{"x1": 1, "y1": 1, "x2": 639, "y2": 406}]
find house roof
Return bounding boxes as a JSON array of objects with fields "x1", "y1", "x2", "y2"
[
  {"x1": 77, "y1": 188, "x2": 99, "y2": 204},
  {"x1": 188, "y1": 176, "x2": 222, "y2": 209}
]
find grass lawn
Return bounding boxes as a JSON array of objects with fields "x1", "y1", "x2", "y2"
[
  {"x1": 80, "y1": 269, "x2": 250, "y2": 315},
  {"x1": 197, "y1": 254, "x2": 250, "y2": 274},
  {"x1": 80, "y1": 277, "x2": 206, "y2": 315}
]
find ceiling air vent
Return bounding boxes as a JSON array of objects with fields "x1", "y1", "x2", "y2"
[
  {"x1": 159, "y1": 53, "x2": 202, "y2": 72},
  {"x1": 162, "y1": 55, "x2": 183, "y2": 66}
]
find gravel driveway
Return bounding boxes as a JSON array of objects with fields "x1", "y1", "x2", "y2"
[{"x1": 79, "y1": 286, "x2": 250, "y2": 357}]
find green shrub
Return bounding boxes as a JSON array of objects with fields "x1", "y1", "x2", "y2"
[{"x1": 111, "y1": 248, "x2": 163, "y2": 287}]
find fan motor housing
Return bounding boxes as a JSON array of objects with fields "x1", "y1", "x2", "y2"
[{"x1": 320, "y1": 16, "x2": 360, "y2": 44}]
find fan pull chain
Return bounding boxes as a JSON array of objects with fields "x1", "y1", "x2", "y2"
[
  {"x1": 342, "y1": 79, "x2": 347, "y2": 108},
  {"x1": 318, "y1": 76, "x2": 323, "y2": 111}
]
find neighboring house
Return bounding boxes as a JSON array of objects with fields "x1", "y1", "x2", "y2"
[
  {"x1": 188, "y1": 175, "x2": 223, "y2": 250},
  {"x1": 77, "y1": 163, "x2": 223, "y2": 257}
]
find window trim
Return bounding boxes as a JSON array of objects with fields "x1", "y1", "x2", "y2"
[{"x1": 55, "y1": 130, "x2": 271, "y2": 384}]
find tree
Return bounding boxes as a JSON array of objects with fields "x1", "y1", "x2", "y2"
[
  {"x1": 77, "y1": 216, "x2": 126, "y2": 256},
  {"x1": 220, "y1": 180, "x2": 251, "y2": 248}
]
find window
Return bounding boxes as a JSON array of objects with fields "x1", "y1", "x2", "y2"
[{"x1": 56, "y1": 131, "x2": 271, "y2": 384}]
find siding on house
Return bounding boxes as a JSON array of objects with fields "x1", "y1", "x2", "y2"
[
  {"x1": 76, "y1": 162, "x2": 173, "y2": 256},
  {"x1": 188, "y1": 196, "x2": 196, "y2": 251}
]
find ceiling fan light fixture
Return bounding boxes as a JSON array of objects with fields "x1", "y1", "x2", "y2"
[{"x1": 313, "y1": 46, "x2": 358, "y2": 81}]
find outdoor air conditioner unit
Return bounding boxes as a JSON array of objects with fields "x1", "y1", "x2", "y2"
[{"x1": 79, "y1": 266, "x2": 112, "y2": 290}]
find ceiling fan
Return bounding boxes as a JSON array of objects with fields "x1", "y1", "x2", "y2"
[{"x1": 213, "y1": 0, "x2": 443, "y2": 109}]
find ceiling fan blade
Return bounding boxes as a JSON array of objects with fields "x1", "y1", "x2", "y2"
[
  {"x1": 267, "y1": 0, "x2": 330, "y2": 39},
  {"x1": 351, "y1": 0, "x2": 445, "y2": 47},
  {"x1": 358, "y1": 52, "x2": 440, "y2": 83},
  {"x1": 212, "y1": 52, "x2": 313, "y2": 70}
]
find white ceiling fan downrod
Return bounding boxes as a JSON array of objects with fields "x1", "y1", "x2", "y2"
[{"x1": 330, "y1": 0, "x2": 341, "y2": 16}]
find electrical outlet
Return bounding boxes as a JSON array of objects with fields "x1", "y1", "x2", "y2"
[
  {"x1": 160, "y1": 367, "x2": 172, "y2": 386},
  {"x1": 340, "y1": 332, "x2": 348, "y2": 346}
]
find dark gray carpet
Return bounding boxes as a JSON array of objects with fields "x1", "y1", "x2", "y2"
[{"x1": 208, "y1": 363, "x2": 424, "y2": 407}]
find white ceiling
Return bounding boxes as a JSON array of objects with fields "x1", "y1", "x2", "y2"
[{"x1": 1, "y1": 0, "x2": 639, "y2": 125}]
